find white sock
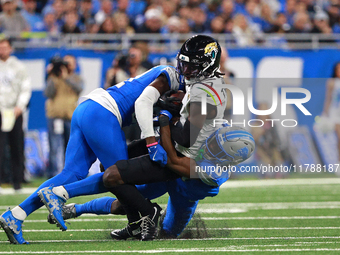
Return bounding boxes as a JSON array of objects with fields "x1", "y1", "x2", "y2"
[
  {"x1": 12, "y1": 206, "x2": 27, "y2": 221},
  {"x1": 52, "y1": 186, "x2": 69, "y2": 200}
]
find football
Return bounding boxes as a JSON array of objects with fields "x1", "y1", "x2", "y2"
[{"x1": 170, "y1": 90, "x2": 185, "y2": 105}]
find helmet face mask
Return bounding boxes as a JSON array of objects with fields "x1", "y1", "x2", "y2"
[{"x1": 177, "y1": 35, "x2": 222, "y2": 81}]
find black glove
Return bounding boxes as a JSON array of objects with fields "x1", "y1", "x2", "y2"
[{"x1": 156, "y1": 90, "x2": 183, "y2": 117}]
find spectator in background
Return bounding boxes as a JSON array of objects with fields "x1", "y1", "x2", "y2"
[
  {"x1": 79, "y1": 0, "x2": 95, "y2": 30},
  {"x1": 162, "y1": 15, "x2": 181, "y2": 33},
  {"x1": 245, "y1": 0, "x2": 260, "y2": 22},
  {"x1": 45, "y1": 55, "x2": 83, "y2": 178},
  {"x1": 289, "y1": 11, "x2": 311, "y2": 33},
  {"x1": 232, "y1": 14, "x2": 255, "y2": 46},
  {"x1": 267, "y1": 11, "x2": 290, "y2": 33},
  {"x1": 179, "y1": 17, "x2": 191, "y2": 34},
  {"x1": 105, "y1": 45, "x2": 147, "y2": 88},
  {"x1": 311, "y1": 11, "x2": 332, "y2": 34},
  {"x1": 259, "y1": 3, "x2": 274, "y2": 32},
  {"x1": 65, "y1": 0, "x2": 77, "y2": 13},
  {"x1": 94, "y1": 0, "x2": 113, "y2": 25},
  {"x1": 295, "y1": 1, "x2": 307, "y2": 15},
  {"x1": 61, "y1": 10, "x2": 81, "y2": 34},
  {"x1": 0, "y1": 38, "x2": 31, "y2": 191},
  {"x1": 42, "y1": 9, "x2": 59, "y2": 34},
  {"x1": 162, "y1": 0, "x2": 177, "y2": 19},
  {"x1": 220, "y1": 0, "x2": 234, "y2": 20},
  {"x1": 322, "y1": 62, "x2": 340, "y2": 166},
  {"x1": 0, "y1": 0, "x2": 29, "y2": 33},
  {"x1": 134, "y1": 41, "x2": 153, "y2": 69},
  {"x1": 206, "y1": 0, "x2": 222, "y2": 23},
  {"x1": 190, "y1": 7, "x2": 209, "y2": 33},
  {"x1": 210, "y1": 15, "x2": 225, "y2": 33},
  {"x1": 224, "y1": 17, "x2": 234, "y2": 33},
  {"x1": 136, "y1": 8, "x2": 163, "y2": 34},
  {"x1": 21, "y1": 0, "x2": 44, "y2": 32},
  {"x1": 327, "y1": 3, "x2": 340, "y2": 29},
  {"x1": 51, "y1": 0, "x2": 64, "y2": 28},
  {"x1": 284, "y1": 0, "x2": 296, "y2": 26},
  {"x1": 98, "y1": 16, "x2": 115, "y2": 34},
  {"x1": 178, "y1": 5, "x2": 192, "y2": 20},
  {"x1": 116, "y1": 0, "x2": 129, "y2": 13},
  {"x1": 113, "y1": 12, "x2": 134, "y2": 34},
  {"x1": 234, "y1": 0, "x2": 246, "y2": 13}
]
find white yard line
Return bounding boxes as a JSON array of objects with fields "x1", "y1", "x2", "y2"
[
  {"x1": 21, "y1": 215, "x2": 340, "y2": 223},
  {"x1": 1, "y1": 178, "x2": 340, "y2": 195},
  {"x1": 220, "y1": 178, "x2": 340, "y2": 188},
  {"x1": 201, "y1": 216, "x2": 340, "y2": 220},
  {"x1": 2, "y1": 248, "x2": 340, "y2": 254},
  {"x1": 1, "y1": 236, "x2": 340, "y2": 243},
  {"x1": 4, "y1": 201, "x2": 340, "y2": 216},
  {"x1": 196, "y1": 201, "x2": 340, "y2": 212},
  {"x1": 18, "y1": 227, "x2": 340, "y2": 233}
]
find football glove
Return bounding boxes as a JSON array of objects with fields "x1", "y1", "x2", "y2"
[{"x1": 147, "y1": 142, "x2": 167, "y2": 167}]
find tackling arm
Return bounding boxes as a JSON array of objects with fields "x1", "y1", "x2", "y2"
[
  {"x1": 159, "y1": 115, "x2": 198, "y2": 179},
  {"x1": 135, "y1": 74, "x2": 170, "y2": 145}
]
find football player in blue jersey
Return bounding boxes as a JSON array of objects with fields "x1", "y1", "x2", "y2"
[
  {"x1": 49, "y1": 124, "x2": 255, "y2": 240},
  {"x1": 37, "y1": 35, "x2": 232, "y2": 241},
  {"x1": 0, "y1": 35, "x2": 239, "y2": 243},
  {"x1": 0, "y1": 63, "x2": 183, "y2": 244},
  {"x1": 42, "y1": 35, "x2": 254, "y2": 241}
]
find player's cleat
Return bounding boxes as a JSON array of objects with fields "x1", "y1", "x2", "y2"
[
  {"x1": 47, "y1": 203, "x2": 77, "y2": 224},
  {"x1": 38, "y1": 187, "x2": 67, "y2": 231},
  {"x1": 140, "y1": 203, "x2": 162, "y2": 241},
  {"x1": 110, "y1": 220, "x2": 142, "y2": 240},
  {"x1": 0, "y1": 209, "x2": 28, "y2": 244}
]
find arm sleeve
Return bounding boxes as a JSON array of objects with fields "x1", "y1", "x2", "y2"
[
  {"x1": 16, "y1": 66, "x2": 32, "y2": 111},
  {"x1": 135, "y1": 86, "x2": 160, "y2": 138},
  {"x1": 65, "y1": 74, "x2": 84, "y2": 95}
]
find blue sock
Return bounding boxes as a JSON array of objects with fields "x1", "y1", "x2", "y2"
[
  {"x1": 74, "y1": 197, "x2": 116, "y2": 216},
  {"x1": 19, "y1": 170, "x2": 81, "y2": 216},
  {"x1": 64, "y1": 172, "x2": 107, "y2": 198}
]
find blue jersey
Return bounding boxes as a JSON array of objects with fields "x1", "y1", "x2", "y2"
[{"x1": 107, "y1": 65, "x2": 181, "y2": 126}]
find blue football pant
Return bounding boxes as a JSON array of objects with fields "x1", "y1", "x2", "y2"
[
  {"x1": 75, "y1": 180, "x2": 199, "y2": 238},
  {"x1": 19, "y1": 100, "x2": 128, "y2": 216}
]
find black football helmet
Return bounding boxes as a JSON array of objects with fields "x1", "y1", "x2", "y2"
[{"x1": 177, "y1": 35, "x2": 222, "y2": 79}]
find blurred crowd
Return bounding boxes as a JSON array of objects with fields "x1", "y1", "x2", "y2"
[{"x1": 0, "y1": 0, "x2": 340, "y2": 41}]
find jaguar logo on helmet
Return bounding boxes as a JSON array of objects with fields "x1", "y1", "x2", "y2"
[{"x1": 204, "y1": 42, "x2": 218, "y2": 59}]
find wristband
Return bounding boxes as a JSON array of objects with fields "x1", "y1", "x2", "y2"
[{"x1": 146, "y1": 142, "x2": 158, "y2": 148}]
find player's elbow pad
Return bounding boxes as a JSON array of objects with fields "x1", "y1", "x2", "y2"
[{"x1": 171, "y1": 119, "x2": 201, "y2": 148}]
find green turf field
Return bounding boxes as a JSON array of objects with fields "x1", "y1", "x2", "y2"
[{"x1": 1, "y1": 178, "x2": 340, "y2": 254}]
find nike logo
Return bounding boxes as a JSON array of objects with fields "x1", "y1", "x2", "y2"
[
  {"x1": 152, "y1": 151, "x2": 158, "y2": 161},
  {"x1": 151, "y1": 207, "x2": 157, "y2": 221}
]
